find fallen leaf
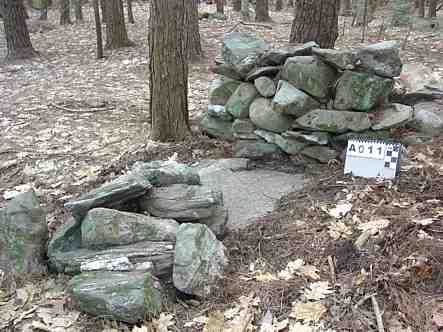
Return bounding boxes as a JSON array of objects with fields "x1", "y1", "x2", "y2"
[
  {"x1": 412, "y1": 218, "x2": 437, "y2": 226},
  {"x1": 328, "y1": 203, "x2": 352, "y2": 219},
  {"x1": 203, "y1": 310, "x2": 224, "y2": 332},
  {"x1": 328, "y1": 222, "x2": 353, "y2": 240},
  {"x1": 357, "y1": 219, "x2": 390, "y2": 234},
  {"x1": 290, "y1": 302, "x2": 327, "y2": 322},
  {"x1": 303, "y1": 281, "x2": 334, "y2": 301},
  {"x1": 298, "y1": 265, "x2": 321, "y2": 281},
  {"x1": 153, "y1": 313, "x2": 174, "y2": 332},
  {"x1": 254, "y1": 272, "x2": 278, "y2": 282}
]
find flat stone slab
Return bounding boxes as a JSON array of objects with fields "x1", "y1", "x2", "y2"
[{"x1": 192, "y1": 159, "x2": 305, "y2": 228}]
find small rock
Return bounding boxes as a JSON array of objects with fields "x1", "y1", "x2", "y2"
[
  {"x1": 210, "y1": 63, "x2": 244, "y2": 81},
  {"x1": 371, "y1": 103, "x2": 413, "y2": 130},
  {"x1": 254, "y1": 129, "x2": 279, "y2": 144},
  {"x1": 283, "y1": 131, "x2": 329, "y2": 145},
  {"x1": 301, "y1": 146, "x2": 337, "y2": 163},
  {"x1": 200, "y1": 113, "x2": 235, "y2": 140},
  {"x1": 258, "y1": 41, "x2": 319, "y2": 66},
  {"x1": 233, "y1": 140, "x2": 283, "y2": 159},
  {"x1": 312, "y1": 47, "x2": 357, "y2": 70},
  {"x1": 173, "y1": 224, "x2": 227, "y2": 297},
  {"x1": 68, "y1": 271, "x2": 164, "y2": 323},
  {"x1": 225, "y1": 83, "x2": 259, "y2": 118},
  {"x1": 249, "y1": 98, "x2": 293, "y2": 133},
  {"x1": 245, "y1": 66, "x2": 280, "y2": 81},
  {"x1": 81, "y1": 208, "x2": 179, "y2": 250},
  {"x1": 356, "y1": 41, "x2": 402, "y2": 78},
  {"x1": 222, "y1": 32, "x2": 269, "y2": 65},
  {"x1": 255, "y1": 77, "x2": 276, "y2": 97},
  {"x1": 296, "y1": 109, "x2": 371, "y2": 133},
  {"x1": 232, "y1": 118, "x2": 256, "y2": 134},
  {"x1": 272, "y1": 80, "x2": 321, "y2": 117},
  {"x1": 410, "y1": 101, "x2": 443, "y2": 135},
  {"x1": 275, "y1": 135, "x2": 308, "y2": 155},
  {"x1": 47, "y1": 217, "x2": 82, "y2": 259},
  {"x1": 207, "y1": 104, "x2": 233, "y2": 121},
  {"x1": 208, "y1": 78, "x2": 242, "y2": 106}
]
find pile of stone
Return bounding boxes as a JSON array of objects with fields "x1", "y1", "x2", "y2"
[
  {"x1": 201, "y1": 32, "x2": 419, "y2": 163},
  {"x1": 45, "y1": 160, "x2": 228, "y2": 323}
]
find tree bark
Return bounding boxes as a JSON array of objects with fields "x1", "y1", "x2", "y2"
[
  {"x1": 183, "y1": 0, "x2": 204, "y2": 62},
  {"x1": 2, "y1": 0, "x2": 37, "y2": 60},
  {"x1": 428, "y1": 0, "x2": 437, "y2": 17},
  {"x1": 59, "y1": 0, "x2": 72, "y2": 25},
  {"x1": 149, "y1": 0, "x2": 190, "y2": 142},
  {"x1": 241, "y1": 0, "x2": 250, "y2": 20},
  {"x1": 233, "y1": 0, "x2": 241, "y2": 11},
  {"x1": 216, "y1": 0, "x2": 224, "y2": 14},
  {"x1": 353, "y1": 0, "x2": 378, "y2": 26},
  {"x1": 106, "y1": 0, "x2": 133, "y2": 49},
  {"x1": 100, "y1": 0, "x2": 107, "y2": 22},
  {"x1": 74, "y1": 0, "x2": 84, "y2": 22},
  {"x1": 289, "y1": 0, "x2": 339, "y2": 49},
  {"x1": 127, "y1": 0, "x2": 135, "y2": 23},
  {"x1": 256, "y1": 0, "x2": 271, "y2": 21},
  {"x1": 287, "y1": 0, "x2": 294, "y2": 7},
  {"x1": 418, "y1": 0, "x2": 425, "y2": 17},
  {"x1": 340, "y1": 0, "x2": 352, "y2": 15},
  {"x1": 275, "y1": 0, "x2": 283, "y2": 11},
  {"x1": 92, "y1": 0, "x2": 104, "y2": 59}
]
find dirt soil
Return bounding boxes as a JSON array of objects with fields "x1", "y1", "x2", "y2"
[{"x1": 0, "y1": 2, "x2": 443, "y2": 332}]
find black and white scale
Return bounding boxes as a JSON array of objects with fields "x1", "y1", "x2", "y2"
[{"x1": 344, "y1": 138, "x2": 402, "y2": 179}]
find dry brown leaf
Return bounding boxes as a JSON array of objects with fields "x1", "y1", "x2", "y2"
[
  {"x1": 203, "y1": 311, "x2": 224, "y2": 332},
  {"x1": 289, "y1": 302, "x2": 327, "y2": 322},
  {"x1": 153, "y1": 313, "x2": 174, "y2": 332},
  {"x1": 328, "y1": 222, "x2": 352, "y2": 240},
  {"x1": 304, "y1": 281, "x2": 334, "y2": 301}
]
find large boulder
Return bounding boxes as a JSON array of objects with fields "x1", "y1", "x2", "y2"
[
  {"x1": 356, "y1": 41, "x2": 402, "y2": 78},
  {"x1": 47, "y1": 217, "x2": 82, "y2": 260},
  {"x1": 258, "y1": 41, "x2": 319, "y2": 66},
  {"x1": 0, "y1": 191, "x2": 47, "y2": 282},
  {"x1": 249, "y1": 98, "x2": 293, "y2": 133},
  {"x1": 222, "y1": 32, "x2": 269, "y2": 65},
  {"x1": 173, "y1": 224, "x2": 227, "y2": 297},
  {"x1": 200, "y1": 113, "x2": 235, "y2": 141},
  {"x1": 296, "y1": 109, "x2": 372, "y2": 133},
  {"x1": 312, "y1": 47, "x2": 357, "y2": 70},
  {"x1": 255, "y1": 77, "x2": 276, "y2": 98},
  {"x1": 280, "y1": 56, "x2": 337, "y2": 101},
  {"x1": 225, "y1": 83, "x2": 259, "y2": 118},
  {"x1": 68, "y1": 271, "x2": 164, "y2": 323},
  {"x1": 131, "y1": 160, "x2": 200, "y2": 187},
  {"x1": 410, "y1": 102, "x2": 443, "y2": 135},
  {"x1": 65, "y1": 173, "x2": 152, "y2": 222},
  {"x1": 334, "y1": 71, "x2": 394, "y2": 111},
  {"x1": 233, "y1": 140, "x2": 283, "y2": 159},
  {"x1": 208, "y1": 77, "x2": 242, "y2": 106},
  {"x1": 272, "y1": 80, "x2": 321, "y2": 117},
  {"x1": 81, "y1": 208, "x2": 179, "y2": 250},
  {"x1": 371, "y1": 103, "x2": 413, "y2": 130}
]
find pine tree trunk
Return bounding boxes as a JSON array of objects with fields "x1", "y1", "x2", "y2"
[
  {"x1": 233, "y1": 0, "x2": 241, "y2": 11},
  {"x1": 74, "y1": 0, "x2": 84, "y2": 22},
  {"x1": 106, "y1": 0, "x2": 133, "y2": 49},
  {"x1": 39, "y1": 0, "x2": 48, "y2": 20},
  {"x1": 92, "y1": 0, "x2": 104, "y2": 58},
  {"x1": 290, "y1": 0, "x2": 339, "y2": 49},
  {"x1": 256, "y1": 0, "x2": 270, "y2": 21},
  {"x1": 275, "y1": 0, "x2": 283, "y2": 11},
  {"x1": 241, "y1": 0, "x2": 250, "y2": 20},
  {"x1": 149, "y1": 0, "x2": 190, "y2": 142},
  {"x1": 216, "y1": 0, "x2": 224, "y2": 13},
  {"x1": 418, "y1": 0, "x2": 425, "y2": 17},
  {"x1": 183, "y1": 0, "x2": 204, "y2": 62},
  {"x1": 59, "y1": 0, "x2": 72, "y2": 25},
  {"x1": 127, "y1": 0, "x2": 135, "y2": 23},
  {"x1": 2, "y1": 0, "x2": 37, "y2": 60},
  {"x1": 428, "y1": 0, "x2": 437, "y2": 17}
]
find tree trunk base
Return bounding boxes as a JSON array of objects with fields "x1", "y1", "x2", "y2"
[
  {"x1": 106, "y1": 39, "x2": 135, "y2": 49},
  {"x1": 6, "y1": 47, "x2": 38, "y2": 61}
]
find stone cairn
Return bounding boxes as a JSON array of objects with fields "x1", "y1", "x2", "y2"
[{"x1": 201, "y1": 32, "x2": 415, "y2": 163}]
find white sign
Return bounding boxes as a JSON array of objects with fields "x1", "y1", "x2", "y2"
[{"x1": 346, "y1": 140, "x2": 386, "y2": 160}]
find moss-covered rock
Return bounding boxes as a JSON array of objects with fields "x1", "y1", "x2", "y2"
[
  {"x1": 208, "y1": 77, "x2": 242, "y2": 106},
  {"x1": 225, "y1": 83, "x2": 259, "y2": 119},
  {"x1": 296, "y1": 109, "x2": 371, "y2": 133},
  {"x1": 249, "y1": 98, "x2": 293, "y2": 133}
]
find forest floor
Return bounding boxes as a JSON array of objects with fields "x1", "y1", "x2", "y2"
[{"x1": 0, "y1": 2, "x2": 443, "y2": 332}]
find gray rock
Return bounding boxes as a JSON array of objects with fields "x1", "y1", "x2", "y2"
[
  {"x1": 0, "y1": 191, "x2": 47, "y2": 279},
  {"x1": 272, "y1": 80, "x2": 321, "y2": 117},
  {"x1": 233, "y1": 132, "x2": 259, "y2": 140},
  {"x1": 410, "y1": 102, "x2": 443, "y2": 135},
  {"x1": 371, "y1": 103, "x2": 413, "y2": 130},
  {"x1": 232, "y1": 119, "x2": 256, "y2": 134},
  {"x1": 200, "y1": 113, "x2": 235, "y2": 140},
  {"x1": 140, "y1": 184, "x2": 224, "y2": 222},
  {"x1": 207, "y1": 104, "x2": 233, "y2": 121},
  {"x1": 280, "y1": 56, "x2": 337, "y2": 101},
  {"x1": 254, "y1": 129, "x2": 279, "y2": 144},
  {"x1": 222, "y1": 32, "x2": 269, "y2": 65},
  {"x1": 173, "y1": 223, "x2": 227, "y2": 297},
  {"x1": 356, "y1": 41, "x2": 402, "y2": 78},
  {"x1": 400, "y1": 133, "x2": 433, "y2": 146},
  {"x1": 208, "y1": 78, "x2": 242, "y2": 106},
  {"x1": 334, "y1": 71, "x2": 394, "y2": 111},
  {"x1": 68, "y1": 271, "x2": 164, "y2": 323},
  {"x1": 233, "y1": 140, "x2": 283, "y2": 159},
  {"x1": 191, "y1": 158, "x2": 251, "y2": 174},
  {"x1": 391, "y1": 86, "x2": 443, "y2": 106},
  {"x1": 197, "y1": 208, "x2": 229, "y2": 240},
  {"x1": 65, "y1": 173, "x2": 152, "y2": 221},
  {"x1": 245, "y1": 66, "x2": 280, "y2": 81},
  {"x1": 312, "y1": 47, "x2": 358, "y2": 70},
  {"x1": 296, "y1": 109, "x2": 372, "y2": 133},
  {"x1": 48, "y1": 241, "x2": 174, "y2": 276},
  {"x1": 283, "y1": 131, "x2": 330, "y2": 145},
  {"x1": 249, "y1": 98, "x2": 293, "y2": 133},
  {"x1": 225, "y1": 83, "x2": 259, "y2": 118},
  {"x1": 301, "y1": 146, "x2": 337, "y2": 164},
  {"x1": 47, "y1": 217, "x2": 82, "y2": 261},
  {"x1": 258, "y1": 41, "x2": 319, "y2": 66},
  {"x1": 81, "y1": 208, "x2": 179, "y2": 250},
  {"x1": 131, "y1": 160, "x2": 200, "y2": 187},
  {"x1": 210, "y1": 63, "x2": 244, "y2": 81},
  {"x1": 333, "y1": 130, "x2": 392, "y2": 146},
  {"x1": 275, "y1": 135, "x2": 308, "y2": 155},
  {"x1": 255, "y1": 77, "x2": 276, "y2": 97}
]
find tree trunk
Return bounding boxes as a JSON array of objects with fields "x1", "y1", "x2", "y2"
[
  {"x1": 127, "y1": 0, "x2": 135, "y2": 23},
  {"x1": 2, "y1": 0, "x2": 37, "y2": 60},
  {"x1": 256, "y1": 0, "x2": 270, "y2": 21},
  {"x1": 233, "y1": 0, "x2": 241, "y2": 11},
  {"x1": 59, "y1": 0, "x2": 72, "y2": 25},
  {"x1": 216, "y1": 0, "x2": 224, "y2": 13},
  {"x1": 428, "y1": 0, "x2": 437, "y2": 17},
  {"x1": 340, "y1": 0, "x2": 352, "y2": 15},
  {"x1": 275, "y1": 0, "x2": 283, "y2": 11},
  {"x1": 418, "y1": 0, "x2": 425, "y2": 17},
  {"x1": 287, "y1": 0, "x2": 294, "y2": 7},
  {"x1": 92, "y1": 0, "x2": 104, "y2": 59},
  {"x1": 290, "y1": 0, "x2": 339, "y2": 49},
  {"x1": 74, "y1": 0, "x2": 83, "y2": 22},
  {"x1": 106, "y1": 0, "x2": 133, "y2": 49},
  {"x1": 353, "y1": 0, "x2": 378, "y2": 26},
  {"x1": 39, "y1": 0, "x2": 48, "y2": 20},
  {"x1": 183, "y1": 0, "x2": 204, "y2": 62},
  {"x1": 149, "y1": 0, "x2": 190, "y2": 142},
  {"x1": 100, "y1": 0, "x2": 107, "y2": 22},
  {"x1": 241, "y1": 0, "x2": 250, "y2": 20}
]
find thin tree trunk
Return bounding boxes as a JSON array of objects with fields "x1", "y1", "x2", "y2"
[
  {"x1": 184, "y1": 0, "x2": 204, "y2": 62},
  {"x1": 2, "y1": 0, "x2": 37, "y2": 60},
  {"x1": 290, "y1": 0, "x2": 339, "y2": 49},
  {"x1": 216, "y1": 0, "x2": 224, "y2": 14},
  {"x1": 59, "y1": 0, "x2": 72, "y2": 25},
  {"x1": 287, "y1": 0, "x2": 294, "y2": 7},
  {"x1": 418, "y1": 0, "x2": 425, "y2": 17},
  {"x1": 428, "y1": 0, "x2": 437, "y2": 17},
  {"x1": 106, "y1": 0, "x2": 133, "y2": 49},
  {"x1": 241, "y1": 0, "x2": 250, "y2": 20},
  {"x1": 127, "y1": 0, "x2": 135, "y2": 23},
  {"x1": 100, "y1": 0, "x2": 107, "y2": 22},
  {"x1": 74, "y1": 0, "x2": 83, "y2": 22},
  {"x1": 256, "y1": 0, "x2": 271, "y2": 21},
  {"x1": 233, "y1": 0, "x2": 241, "y2": 11},
  {"x1": 92, "y1": 0, "x2": 104, "y2": 59},
  {"x1": 149, "y1": 0, "x2": 190, "y2": 142},
  {"x1": 275, "y1": 0, "x2": 283, "y2": 11},
  {"x1": 340, "y1": 0, "x2": 352, "y2": 15}
]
